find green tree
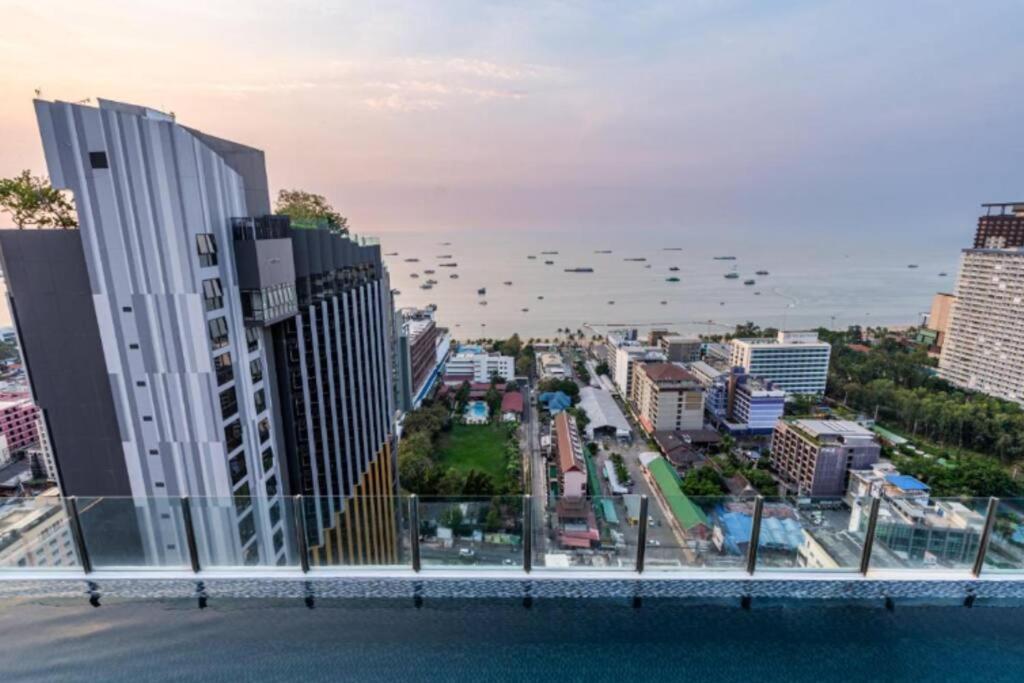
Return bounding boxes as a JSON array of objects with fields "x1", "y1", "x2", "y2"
[
  {"x1": 0, "y1": 170, "x2": 77, "y2": 229},
  {"x1": 680, "y1": 467, "x2": 725, "y2": 497},
  {"x1": 595, "y1": 361, "x2": 610, "y2": 376},
  {"x1": 500, "y1": 333, "x2": 522, "y2": 358},
  {"x1": 274, "y1": 188, "x2": 348, "y2": 233},
  {"x1": 484, "y1": 386, "x2": 502, "y2": 418}
]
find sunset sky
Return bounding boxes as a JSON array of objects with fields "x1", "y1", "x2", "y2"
[{"x1": 2, "y1": 1, "x2": 1023, "y2": 247}]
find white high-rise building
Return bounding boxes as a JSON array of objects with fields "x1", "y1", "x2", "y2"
[
  {"x1": 729, "y1": 331, "x2": 831, "y2": 395},
  {"x1": 938, "y1": 247, "x2": 1024, "y2": 404},
  {"x1": 445, "y1": 346, "x2": 514, "y2": 382}
]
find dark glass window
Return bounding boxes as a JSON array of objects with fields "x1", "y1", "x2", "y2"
[
  {"x1": 258, "y1": 418, "x2": 270, "y2": 444},
  {"x1": 208, "y1": 316, "x2": 229, "y2": 350},
  {"x1": 273, "y1": 528, "x2": 284, "y2": 554},
  {"x1": 262, "y1": 447, "x2": 274, "y2": 472},
  {"x1": 254, "y1": 389, "x2": 266, "y2": 414},
  {"x1": 269, "y1": 500, "x2": 281, "y2": 527},
  {"x1": 229, "y1": 452, "x2": 247, "y2": 486},
  {"x1": 245, "y1": 327, "x2": 260, "y2": 353},
  {"x1": 89, "y1": 151, "x2": 108, "y2": 169},
  {"x1": 238, "y1": 512, "x2": 256, "y2": 546},
  {"x1": 250, "y1": 358, "x2": 263, "y2": 383},
  {"x1": 224, "y1": 419, "x2": 243, "y2": 453},
  {"x1": 214, "y1": 352, "x2": 234, "y2": 385},
  {"x1": 220, "y1": 386, "x2": 238, "y2": 419},
  {"x1": 265, "y1": 474, "x2": 278, "y2": 497},
  {"x1": 196, "y1": 233, "x2": 218, "y2": 267},
  {"x1": 243, "y1": 540, "x2": 259, "y2": 566},
  {"x1": 234, "y1": 482, "x2": 251, "y2": 515},
  {"x1": 202, "y1": 278, "x2": 224, "y2": 311}
]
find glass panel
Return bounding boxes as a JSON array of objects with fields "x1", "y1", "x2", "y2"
[
  {"x1": 0, "y1": 495, "x2": 79, "y2": 570},
  {"x1": 755, "y1": 497, "x2": 866, "y2": 571},
  {"x1": 869, "y1": 496, "x2": 987, "y2": 571},
  {"x1": 646, "y1": 495, "x2": 755, "y2": 571},
  {"x1": 533, "y1": 495, "x2": 636, "y2": 570},
  {"x1": 417, "y1": 496, "x2": 523, "y2": 568},
  {"x1": 189, "y1": 497, "x2": 299, "y2": 569},
  {"x1": 985, "y1": 498, "x2": 1024, "y2": 572},
  {"x1": 303, "y1": 496, "x2": 409, "y2": 568},
  {"x1": 77, "y1": 497, "x2": 189, "y2": 569}
]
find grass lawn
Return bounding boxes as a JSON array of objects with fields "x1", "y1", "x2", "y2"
[{"x1": 436, "y1": 422, "x2": 510, "y2": 482}]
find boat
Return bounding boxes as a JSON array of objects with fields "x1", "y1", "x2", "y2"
[
  {"x1": 424, "y1": 269, "x2": 435, "y2": 274},
  {"x1": 410, "y1": 273, "x2": 420, "y2": 279},
  {"x1": 908, "y1": 264, "x2": 919, "y2": 269},
  {"x1": 439, "y1": 241, "x2": 452, "y2": 246},
  {"x1": 527, "y1": 255, "x2": 536, "y2": 260},
  {"x1": 666, "y1": 277, "x2": 680, "y2": 282},
  {"x1": 744, "y1": 279, "x2": 755, "y2": 285},
  {"x1": 939, "y1": 272, "x2": 948, "y2": 277},
  {"x1": 478, "y1": 300, "x2": 488, "y2": 306},
  {"x1": 754, "y1": 292, "x2": 761, "y2": 296},
  {"x1": 385, "y1": 252, "x2": 399, "y2": 256},
  {"x1": 663, "y1": 247, "x2": 683, "y2": 251},
  {"x1": 425, "y1": 279, "x2": 438, "y2": 285},
  {"x1": 564, "y1": 267, "x2": 594, "y2": 273},
  {"x1": 668, "y1": 266, "x2": 680, "y2": 271},
  {"x1": 404, "y1": 257, "x2": 419, "y2": 262},
  {"x1": 714, "y1": 256, "x2": 737, "y2": 260},
  {"x1": 436, "y1": 254, "x2": 453, "y2": 258},
  {"x1": 477, "y1": 287, "x2": 486, "y2": 295},
  {"x1": 545, "y1": 260, "x2": 554, "y2": 265},
  {"x1": 755, "y1": 270, "x2": 769, "y2": 276},
  {"x1": 450, "y1": 274, "x2": 459, "y2": 279},
  {"x1": 438, "y1": 262, "x2": 458, "y2": 267},
  {"x1": 660, "y1": 300, "x2": 667, "y2": 305},
  {"x1": 504, "y1": 281, "x2": 513, "y2": 286},
  {"x1": 624, "y1": 257, "x2": 647, "y2": 262},
  {"x1": 594, "y1": 250, "x2": 613, "y2": 254},
  {"x1": 644, "y1": 264, "x2": 652, "y2": 269},
  {"x1": 521, "y1": 308, "x2": 529, "y2": 312},
  {"x1": 607, "y1": 300, "x2": 615, "y2": 305},
  {"x1": 537, "y1": 295, "x2": 545, "y2": 300},
  {"x1": 724, "y1": 272, "x2": 739, "y2": 279},
  {"x1": 541, "y1": 250, "x2": 559, "y2": 255},
  {"x1": 420, "y1": 283, "x2": 433, "y2": 290}
]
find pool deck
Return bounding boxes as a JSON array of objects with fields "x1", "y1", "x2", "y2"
[{"x1": 4, "y1": 567, "x2": 1024, "y2": 602}]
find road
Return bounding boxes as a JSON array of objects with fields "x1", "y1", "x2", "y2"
[{"x1": 521, "y1": 381, "x2": 549, "y2": 561}]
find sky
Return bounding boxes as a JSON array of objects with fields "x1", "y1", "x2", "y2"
[{"x1": 1, "y1": 0, "x2": 1023, "y2": 250}]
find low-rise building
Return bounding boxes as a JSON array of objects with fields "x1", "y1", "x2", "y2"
[
  {"x1": 729, "y1": 331, "x2": 831, "y2": 395},
  {"x1": 538, "y1": 352, "x2": 567, "y2": 379},
  {"x1": 445, "y1": 345, "x2": 514, "y2": 383},
  {"x1": 630, "y1": 363, "x2": 704, "y2": 433},
  {"x1": 577, "y1": 386, "x2": 631, "y2": 441},
  {"x1": 25, "y1": 416, "x2": 57, "y2": 482},
  {"x1": 0, "y1": 487, "x2": 76, "y2": 568},
  {"x1": 658, "y1": 335, "x2": 702, "y2": 363},
  {"x1": 0, "y1": 397, "x2": 39, "y2": 452},
  {"x1": 690, "y1": 360, "x2": 785, "y2": 436},
  {"x1": 500, "y1": 391, "x2": 524, "y2": 423},
  {"x1": 770, "y1": 419, "x2": 880, "y2": 496},
  {"x1": 554, "y1": 412, "x2": 587, "y2": 499}
]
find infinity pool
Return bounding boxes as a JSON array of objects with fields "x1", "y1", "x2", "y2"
[{"x1": 3, "y1": 597, "x2": 1023, "y2": 681}]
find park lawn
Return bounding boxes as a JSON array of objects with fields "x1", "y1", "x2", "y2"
[{"x1": 436, "y1": 422, "x2": 510, "y2": 482}]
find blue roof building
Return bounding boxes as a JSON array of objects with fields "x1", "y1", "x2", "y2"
[{"x1": 539, "y1": 391, "x2": 572, "y2": 413}]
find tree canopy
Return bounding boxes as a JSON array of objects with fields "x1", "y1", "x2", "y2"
[
  {"x1": 0, "y1": 170, "x2": 77, "y2": 229},
  {"x1": 274, "y1": 189, "x2": 348, "y2": 233}
]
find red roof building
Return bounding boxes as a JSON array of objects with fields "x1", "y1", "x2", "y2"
[{"x1": 501, "y1": 391, "x2": 524, "y2": 414}]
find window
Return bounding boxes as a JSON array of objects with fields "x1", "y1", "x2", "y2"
[
  {"x1": 250, "y1": 358, "x2": 263, "y2": 384},
  {"x1": 129, "y1": 343, "x2": 140, "y2": 350},
  {"x1": 220, "y1": 386, "x2": 238, "y2": 419},
  {"x1": 214, "y1": 352, "x2": 234, "y2": 386},
  {"x1": 148, "y1": 449, "x2": 159, "y2": 455},
  {"x1": 243, "y1": 540, "x2": 259, "y2": 566},
  {"x1": 229, "y1": 452, "x2": 247, "y2": 486},
  {"x1": 273, "y1": 528, "x2": 284, "y2": 554},
  {"x1": 234, "y1": 482, "x2": 251, "y2": 515},
  {"x1": 122, "y1": 306, "x2": 133, "y2": 312},
  {"x1": 89, "y1": 151, "x2": 108, "y2": 169},
  {"x1": 269, "y1": 500, "x2": 281, "y2": 527},
  {"x1": 238, "y1": 512, "x2": 256, "y2": 546},
  {"x1": 136, "y1": 381, "x2": 146, "y2": 387},
  {"x1": 262, "y1": 447, "x2": 274, "y2": 472},
  {"x1": 208, "y1": 316, "x2": 229, "y2": 350},
  {"x1": 258, "y1": 418, "x2": 270, "y2": 444},
  {"x1": 254, "y1": 389, "x2": 266, "y2": 413},
  {"x1": 246, "y1": 327, "x2": 260, "y2": 353},
  {"x1": 196, "y1": 233, "x2": 218, "y2": 267},
  {"x1": 265, "y1": 474, "x2": 278, "y2": 497},
  {"x1": 224, "y1": 419, "x2": 243, "y2": 453},
  {"x1": 202, "y1": 278, "x2": 224, "y2": 311}
]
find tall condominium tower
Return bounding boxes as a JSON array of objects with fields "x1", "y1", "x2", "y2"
[
  {"x1": 0, "y1": 99, "x2": 397, "y2": 566},
  {"x1": 974, "y1": 203, "x2": 1024, "y2": 249}
]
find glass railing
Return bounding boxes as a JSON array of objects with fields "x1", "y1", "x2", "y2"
[{"x1": 0, "y1": 494, "x2": 1019, "y2": 578}]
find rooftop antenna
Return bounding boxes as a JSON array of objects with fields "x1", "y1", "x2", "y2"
[
  {"x1": 34, "y1": 88, "x2": 41, "y2": 98},
  {"x1": 74, "y1": 97, "x2": 92, "y2": 105}
]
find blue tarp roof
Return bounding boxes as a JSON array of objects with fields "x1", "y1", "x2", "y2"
[
  {"x1": 885, "y1": 474, "x2": 929, "y2": 491},
  {"x1": 714, "y1": 506, "x2": 805, "y2": 555},
  {"x1": 539, "y1": 391, "x2": 572, "y2": 413}
]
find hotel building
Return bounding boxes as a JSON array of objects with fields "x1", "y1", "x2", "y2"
[
  {"x1": 729, "y1": 331, "x2": 831, "y2": 395},
  {"x1": 770, "y1": 420, "x2": 880, "y2": 497},
  {"x1": 630, "y1": 363, "x2": 705, "y2": 433},
  {"x1": 0, "y1": 98, "x2": 397, "y2": 567}
]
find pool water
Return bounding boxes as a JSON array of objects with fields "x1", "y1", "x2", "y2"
[
  {"x1": 3, "y1": 597, "x2": 1024, "y2": 681},
  {"x1": 466, "y1": 400, "x2": 489, "y2": 420}
]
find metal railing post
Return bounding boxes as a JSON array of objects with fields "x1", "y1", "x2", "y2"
[
  {"x1": 65, "y1": 496, "x2": 92, "y2": 574},
  {"x1": 180, "y1": 496, "x2": 201, "y2": 573},
  {"x1": 972, "y1": 497, "x2": 999, "y2": 577},
  {"x1": 409, "y1": 495, "x2": 421, "y2": 572},
  {"x1": 745, "y1": 496, "x2": 764, "y2": 575},
  {"x1": 292, "y1": 495, "x2": 310, "y2": 573},
  {"x1": 636, "y1": 495, "x2": 649, "y2": 573},
  {"x1": 523, "y1": 494, "x2": 532, "y2": 573},
  {"x1": 859, "y1": 497, "x2": 881, "y2": 576}
]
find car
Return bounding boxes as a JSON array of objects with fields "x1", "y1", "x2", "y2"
[
  {"x1": 647, "y1": 539, "x2": 661, "y2": 546},
  {"x1": 458, "y1": 548, "x2": 476, "y2": 558},
  {"x1": 502, "y1": 558, "x2": 515, "y2": 566}
]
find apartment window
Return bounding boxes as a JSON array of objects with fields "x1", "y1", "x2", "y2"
[
  {"x1": 128, "y1": 343, "x2": 140, "y2": 350},
  {"x1": 208, "y1": 316, "x2": 229, "y2": 350},
  {"x1": 265, "y1": 474, "x2": 278, "y2": 497},
  {"x1": 273, "y1": 528, "x2": 284, "y2": 554},
  {"x1": 122, "y1": 306, "x2": 133, "y2": 312},
  {"x1": 261, "y1": 447, "x2": 274, "y2": 473},
  {"x1": 148, "y1": 449, "x2": 159, "y2": 455},
  {"x1": 88, "y1": 151, "x2": 108, "y2": 169},
  {"x1": 250, "y1": 358, "x2": 263, "y2": 384},
  {"x1": 229, "y1": 452, "x2": 247, "y2": 486},
  {"x1": 234, "y1": 482, "x2": 251, "y2": 515},
  {"x1": 202, "y1": 278, "x2": 224, "y2": 312},
  {"x1": 196, "y1": 233, "x2": 218, "y2": 267},
  {"x1": 258, "y1": 418, "x2": 270, "y2": 444},
  {"x1": 224, "y1": 419, "x2": 243, "y2": 453},
  {"x1": 214, "y1": 352, "x2": 234, "y2": 386},
  {"x1": 136, "y1": 381, "x2": 146, "y2": 387},
  {"x1": 254, "y1": 389, "x2": 266, "y2": 413},
  {"x1": 238, "y1": 512, "x2": 256, "y2": 547},
  {"x1": 246, "y1": 327, "x2": 260, "y2": 353},
  {"x1": 220, "y1": 386, "x2": 238, "y2": 420},
  {"x1": 269, "y1": 500, "x2": 281, "y2": 527},
  {"x1": 243, "y1": 540, "x2": 259, "y2": 566}
]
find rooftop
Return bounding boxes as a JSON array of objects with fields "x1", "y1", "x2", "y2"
[{"x1": 641, "y1": 363, "x2": 697, "y2": 383}]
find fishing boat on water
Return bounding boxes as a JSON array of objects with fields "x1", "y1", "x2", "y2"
[
  {"x1": 744, "y1": 279, "x2": 755, "y2": 286},
  {"x1": 755, "y1": 270, "x2": 769, "y2": 276},
  {"x1": 666, "y1": 277, "x2": 680, "y2": 282},
  {"x1": 477, "y1": 287, "x2": 487, "y2": 295},
  {"x1": 565, "y1": 267, "x2": 594, "y2": 272},
  {"x1": 724, "y1": 272, "x2": 739, "y2": 279},
  {"x1": 404, "y1": 257, "x2": 419, "y2": 262}
]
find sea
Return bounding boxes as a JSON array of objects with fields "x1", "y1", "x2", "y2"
[{"x1": 378, "y1": 227, "x2": 960, "y2": 340}]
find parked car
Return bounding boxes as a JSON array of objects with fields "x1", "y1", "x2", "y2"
[{"x1": 458, "y1": 548, "x2": 476, "y2": 558}]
